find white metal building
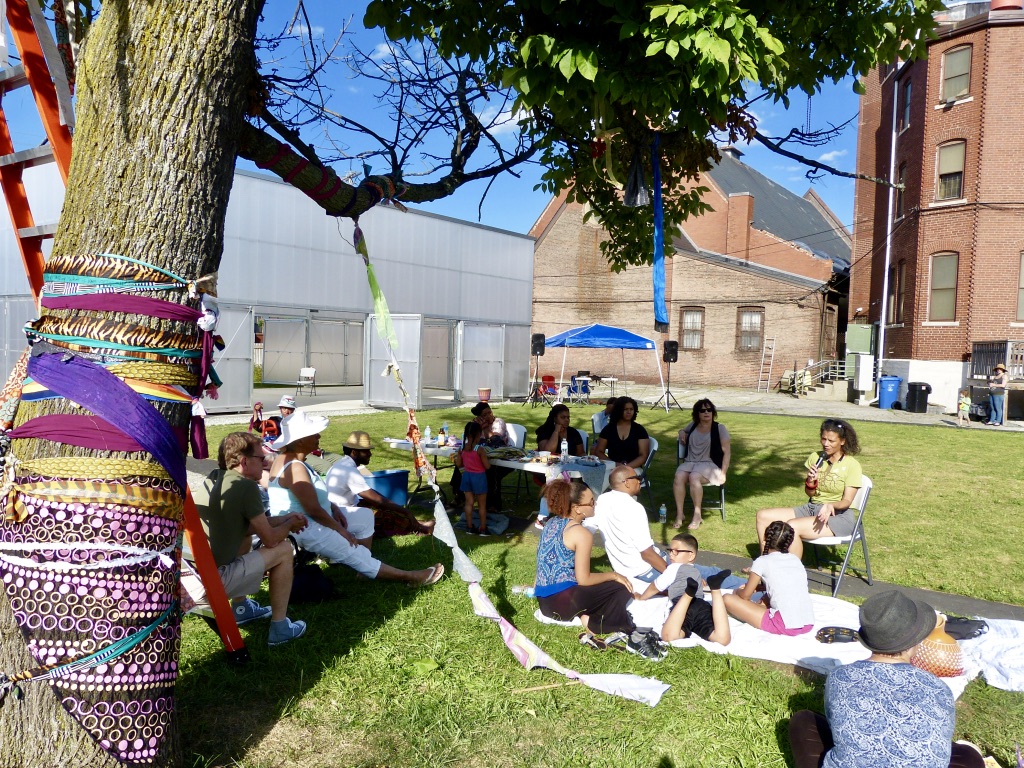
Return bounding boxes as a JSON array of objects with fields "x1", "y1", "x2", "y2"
[{"x1": 0, "y1": 166, "x2": 535, "y2": 411}]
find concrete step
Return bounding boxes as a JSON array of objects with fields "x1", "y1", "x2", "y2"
[{"x1": 802, "y1": 381, "x2": 851, "y2": 402}]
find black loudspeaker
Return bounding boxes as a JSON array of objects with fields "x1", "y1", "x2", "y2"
[
  {"x1": 531, "y1": 333, "x2": 546, "y2": 356},
  {"x1": 663, "y1": 340, "x2": 679, "y2": 363}
]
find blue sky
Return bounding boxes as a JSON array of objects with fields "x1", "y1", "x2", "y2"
[
  {"x1": 2, "y1": 4, "x2": 862, "y2": 238},
  {"x1": 249, "y1": 3, "x2": 862, "y2": 238}
]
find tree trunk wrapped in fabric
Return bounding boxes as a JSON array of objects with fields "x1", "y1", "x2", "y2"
[{"x1": 0, "y1": 2, "x2": 260, "y2": 766}]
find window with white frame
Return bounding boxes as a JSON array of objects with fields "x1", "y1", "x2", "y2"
[
  {"x1": 936, "y1": 141, "x2": 965, "y2": 201},
  {"x1": 680, "y1": 307, "x2": 704, "y2": 350},
  {"x1": 942, "y1": 46, "x2": 971, "y2": 102},
  {"x1": 736, "y1": 307, "x2": 764, "y2": 351},
  {"x1": 929, "y1": 253, "x2": 958, "y2": 321}
]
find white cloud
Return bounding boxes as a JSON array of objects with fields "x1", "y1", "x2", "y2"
[
  {"x1": 476, "y1": 105, "x2": 530, "y2": 136},
  {"x1": 289, "y1": 23, "x2": 325, "y2": 38},
  {"x1": 369, "y1": 42, "x2": 393, "y2": 61},
  {"x1": 818, "y1": 149, "x2": 848, "y2": 164}
]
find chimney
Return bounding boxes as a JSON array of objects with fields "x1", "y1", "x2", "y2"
[
  {"x1": 720, "y1": 145, "x2": 744, "y2": 159},
  {"x1": 726, "y1": 193, "x2": 754, "y2": 261}
]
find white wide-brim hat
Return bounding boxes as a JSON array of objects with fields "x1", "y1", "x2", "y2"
[{"x1": 272, "y1": 410, "x2": 329, "y2": 450}]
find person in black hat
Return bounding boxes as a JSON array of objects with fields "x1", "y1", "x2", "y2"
[{"x1": 788, "y1": 590, "x2": 984, "y2": 768}]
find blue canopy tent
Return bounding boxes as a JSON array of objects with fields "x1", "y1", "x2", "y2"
[{"x1": 544, "y1": 323, "x2": 666, "y2": 406}]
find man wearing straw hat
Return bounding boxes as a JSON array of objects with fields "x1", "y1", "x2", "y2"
[
  {"x1": 788, "y1": 590, "x2": 983, "y2": 768},
  {"x1": 325, "y1": 430, "x2": 435, "y2": 539}
]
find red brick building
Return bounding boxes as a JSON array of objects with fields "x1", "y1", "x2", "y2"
[
  {"x1": 850, "y1": 2, "x2": 1024, "y2": 411},
  {"x1": 530, "y1": 148, "x2": 851, "y2": 389}
]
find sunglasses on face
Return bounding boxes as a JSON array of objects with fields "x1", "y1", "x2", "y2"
[
  {"x1": 668, "y1": 548, "x2": 695, "y2": 555},
  {"x1": 699, "y1": 408, "x2": 713, "y2": 413}
]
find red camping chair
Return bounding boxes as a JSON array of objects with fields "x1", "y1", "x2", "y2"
[{"x1": 538, "y1": 375, "x2": 559, "y2": 404}]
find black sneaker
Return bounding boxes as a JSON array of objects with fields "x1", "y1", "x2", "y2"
[{"x1": 625, "y1": 630, "x2": 665, "y2": 661}]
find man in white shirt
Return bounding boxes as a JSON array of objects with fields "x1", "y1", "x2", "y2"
[
  {"x1": 585, "y1": 465, "x2": 668, "y2": 592},
  {"x1": 325, "y1": 431, "x2": 435, "y2": 542}
]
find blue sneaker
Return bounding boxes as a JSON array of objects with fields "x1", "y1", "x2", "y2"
[
  {"x1": 269, "y1": 618, "x2": 307, "y2": 647},
  {"x1": 233, "y1": 598, "x2": 272, "y2": 626}
]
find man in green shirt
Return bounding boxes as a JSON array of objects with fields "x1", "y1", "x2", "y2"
[{"x1": 196, "y1": 431, "x2": 309, "y2": 647}]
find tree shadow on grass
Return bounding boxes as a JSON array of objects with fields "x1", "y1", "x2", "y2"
[{"x1": 176, "y1": 533, "x2": 449, "y2": 765}]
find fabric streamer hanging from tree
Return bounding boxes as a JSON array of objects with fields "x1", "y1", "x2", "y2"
[
  {"x1": 651, "y1": 134, "x2": 668, "y2": 333},
  {"x1": 355, "y1": 224, "x2": 668, "y2": 706}
]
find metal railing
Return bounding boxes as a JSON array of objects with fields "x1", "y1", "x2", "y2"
[
  {"x1": 970, "y1": 341, "x2": 1024, "y2": 380},
  {"x1": 785, "y1": 359, "x2": 850, "y2": 395}
]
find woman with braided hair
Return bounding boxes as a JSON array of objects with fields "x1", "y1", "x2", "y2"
[{"x1": 724, "y1": 521, "x2": 814, "y2": 636}]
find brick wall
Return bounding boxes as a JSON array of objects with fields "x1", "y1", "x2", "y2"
[
  {"x1": 533, "y1": 201, "x2": 827, "y2": 388},
  {"x1": 851, "y1": 13, "x2": 1024, "y2": 366}
]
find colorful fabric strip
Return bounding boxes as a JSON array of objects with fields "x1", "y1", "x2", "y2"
[
  {"x1": 42, "y1": 277, "x2": 181, "y2": 295},
  {"x1": 15, "y1": 481, "x2": 182, "y2": 516},
  {"x1": 26, "y1": 353, "x2": 187, "y2": 492},
  {"x1": 41, "y1": 294, "x2": 202, "y2": 323},
  {"x1": 28, "y1": 330, "x2": 201, "y2": 358},
  {"x1": 15, "y1": 457, "x2": 172, "y2": 482},
  {"x1": 21, "y1": 378, "x2": 193, "y2": 405},
  {"x1": 9, "y1": 414, "x2": 188, "y2": 453}
]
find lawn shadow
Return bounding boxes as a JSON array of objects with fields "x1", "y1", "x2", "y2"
[{"x1": 177, "y1": 533, "x2": 447, "y2": 764}]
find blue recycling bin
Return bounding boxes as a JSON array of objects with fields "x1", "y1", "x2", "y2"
[
  {"x1": 878, "y1": 375, "x2": 902, "y2": 409},
  {"x1": 365, "y1": 469, "x2": 410, "y2": 507}
]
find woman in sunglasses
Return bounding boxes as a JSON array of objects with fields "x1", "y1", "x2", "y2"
[
  {"x1": 673, "y1": 399, "x2": 730, "y2": 530},
  {"x1": 754, "y1": 418, "x2": 862, "y2": 560}
]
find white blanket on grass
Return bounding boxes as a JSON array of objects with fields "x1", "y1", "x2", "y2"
[
  {"x1": 535, "y1": 592, "x2": 980, "y2": 699},
  {"x1": 959, "y1": 619, "x2": 1024, "y2": 692}
]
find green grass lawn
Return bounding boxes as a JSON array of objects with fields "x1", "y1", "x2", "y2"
[{"x1": 187, "y1": 405, "x2": 1024, "y2": 766}]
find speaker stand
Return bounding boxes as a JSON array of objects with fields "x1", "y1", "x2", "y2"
[
  {"x1": 523, "y1": 354, "x2": 544, "y2": 407},
  {"x1": 651, "y1": 362, "x2": 682, "y2": 412}
]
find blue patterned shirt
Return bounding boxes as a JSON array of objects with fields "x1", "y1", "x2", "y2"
[
  {"x1": 535, "y1": 517, "x2": 577, "y2": 597},
  {"x1": 823, "y1": 661, "x2": 954, "y2": 768}
]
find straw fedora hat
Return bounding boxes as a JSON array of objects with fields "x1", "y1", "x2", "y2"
[
  {"x1": 993, "y1": 363, "x2": 1007, "y2": 372},
  {"x1": 272, "y1": 410, "x2": 328, "y2": 450},
  {"x1": 343, "y1": 431, "x2": 373, "y2": 451}
]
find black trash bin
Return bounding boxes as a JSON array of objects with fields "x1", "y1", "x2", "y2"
[{"x1": 906, "y1": 382, "x2": 932, "y2": 413}]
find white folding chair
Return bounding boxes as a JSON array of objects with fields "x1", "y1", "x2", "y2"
[
  {"x1": 506, "y1": 423, "x2": 526, "y2": 449},
  {"x1": 505, "y1": 423, "x2": 531, "y2": 500},
  {"x1": 676, "y1": 438, "x2": 727, "y2": 521},
  {"x1": 579, "y1": 431, "x2": 589, "y2": 454},
  {"x1": 295, "y1": 367, "x2": 317, "y2": 396},
  {"x1": 808, "y1": 475, "x2": 874, "y2": 597},
  {"x1": 636, "y1": 436, "x2": 658, "y2": 510}
]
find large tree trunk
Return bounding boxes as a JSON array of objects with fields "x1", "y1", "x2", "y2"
[{"x1": 0, "y1": 2, "x2": 259, "y2": 766}]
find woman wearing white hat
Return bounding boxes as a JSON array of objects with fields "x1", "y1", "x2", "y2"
[{"x1": 267, "y1": 410, "x2": 444, "y2": 587}]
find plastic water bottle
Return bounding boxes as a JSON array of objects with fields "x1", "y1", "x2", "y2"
[
  {"x1": 560, "y1": 438, "x2": 569, "y2": 463},
  {"x1": 658, "y1": 503, "x2": 668, "y2": 524},
  {"x1": 423, "y1": 425, "x2": 432, "y2": 444}
]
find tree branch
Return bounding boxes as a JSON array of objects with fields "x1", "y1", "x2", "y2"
[{"x1": 753, "y1": 130, "x2": 898, "y2": 188}]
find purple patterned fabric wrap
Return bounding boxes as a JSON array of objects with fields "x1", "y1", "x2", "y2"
[
  {"x1": 0, "y1": 495, "x2": 181, "y2": 765},
  {"x1": 26, "y1": 353, "x2": 186, "y2": 492}
]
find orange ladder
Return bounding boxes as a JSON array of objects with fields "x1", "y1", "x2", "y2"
[{"x1": 0, "y1": 0, "x2": 249, "y2": 660}]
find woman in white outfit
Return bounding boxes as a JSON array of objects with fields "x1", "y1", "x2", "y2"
[{"x1": 267, "y1": 410, "x2": 443, "y2": 587}]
